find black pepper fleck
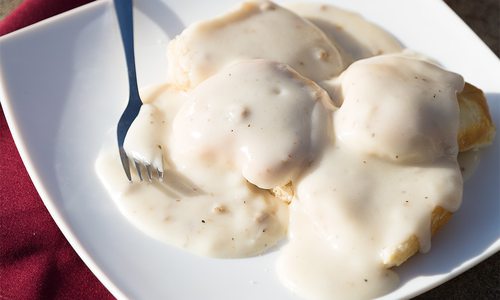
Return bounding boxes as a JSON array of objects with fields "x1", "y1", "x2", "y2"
[{"x1": 201, "y1": 220, "x2": 206, "y2": 223}]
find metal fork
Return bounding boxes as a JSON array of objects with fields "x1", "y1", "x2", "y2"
[{"x1": 114, "y1": 0, "x2": 164, "y2": 182}]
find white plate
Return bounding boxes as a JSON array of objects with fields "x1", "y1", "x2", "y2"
[{"x1": 0, "y1": 0, "x2": 499, "y2": 299}]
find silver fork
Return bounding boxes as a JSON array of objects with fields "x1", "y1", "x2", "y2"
[{"x1": 114, "y1": 0, "x2": 164, "y2": 182}]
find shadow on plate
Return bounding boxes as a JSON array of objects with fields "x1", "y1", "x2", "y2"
[{"x1": 135, "y1": 0, "x2": 185, "y2": 39}]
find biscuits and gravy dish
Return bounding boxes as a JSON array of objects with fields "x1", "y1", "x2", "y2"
[{"x1": 96, "y1": 1, "x2": 495, "y2": 299}]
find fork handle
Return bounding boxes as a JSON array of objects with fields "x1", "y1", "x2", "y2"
[{"x1": 114, "y1": 0, "x2": 141, "y2": 102}]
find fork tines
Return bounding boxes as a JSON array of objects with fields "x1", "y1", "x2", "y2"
[{"x1": 119, "y1": 147, "x2": 164, "y2": 182}]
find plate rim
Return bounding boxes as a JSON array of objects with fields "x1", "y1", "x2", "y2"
[
  {"x1": 0, "y1": 1, "x2": 498, "y2": 299},
  {"x1": 0, "y1": 1, "x2": 127, "y2": 299}
]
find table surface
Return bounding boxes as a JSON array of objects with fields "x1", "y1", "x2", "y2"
[{"x1": 0, "y1": 0, "x2": 498, "y2": 299}]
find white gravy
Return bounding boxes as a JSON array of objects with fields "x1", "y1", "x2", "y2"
[
  {"x1": 96, "y1": 1, "x2": 468, "y2": 299},
  {"x1": 458, "y1": 149, "x2": 481, "y2": 181},
  {"x1": 285, "y1": 2, "x2": 403, "y2": 65},
  {"x1": 169, "y1": 59, "x2": 330, "y2": 189},
  {"x1": 97, "y1": 81, "x2": 290, "y2": 258},
  {"x1": 167, "y1": 1, "x2": 344, "y2": 89},
  {"x1": 277, "y1": 56, "x2": 464, "y2": 300}
]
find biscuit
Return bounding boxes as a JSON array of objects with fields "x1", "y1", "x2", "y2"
[{"x1": 271, "y1": 82, "x2": 495, "y2": 267}]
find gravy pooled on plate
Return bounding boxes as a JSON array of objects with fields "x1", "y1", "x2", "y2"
[{"x1": 96, "y1": 1, "x2": 495, "y2": 299}]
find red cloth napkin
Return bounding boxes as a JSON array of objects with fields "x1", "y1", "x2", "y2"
[{"x1": 0, "y1": 1, "x2": 114, "y2": 299}]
